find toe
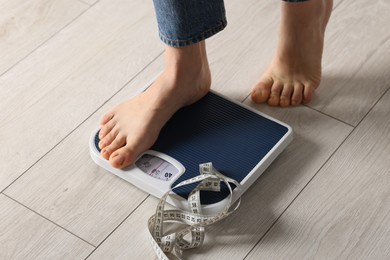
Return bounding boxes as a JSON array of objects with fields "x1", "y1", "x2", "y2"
[
  {"x1": 268, "y1": 81, "x2": 283, "y2": 106},
  {"x1": 99, "y1": 129, "x2": 118, "y2": 150},
  {"x1": 280, "y1": 83, "x2": 294, "y2": 107},
  {"x1": 101, "y1": 134, "x2": 126, "y2": 160},
  {"x1": 291, "y1": 83, "x2": 304, "y2": 106},
  {"x1": 303, "y1": 83, "x2": 315, "y2": 104},
  {"x1": 100, "y1": 112, "x2": 114, "y2": 126},
  {"x1": 251, "y1": 78, "x2": 273, "y2": 104},
  {"x1": 100, "y1": 147, "x2": 110, "y2": 160},
  {"x1": 99, "y1": 120, "x2": 116, "y2": 139},
  {"x1": 109, "y1": 146, "x2": 137, "y2": 169}
]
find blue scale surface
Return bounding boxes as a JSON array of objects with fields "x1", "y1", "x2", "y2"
[{"x1": 95, "y1": 92, "x2": 289, "y2": 205}]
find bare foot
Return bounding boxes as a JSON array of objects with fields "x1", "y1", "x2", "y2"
[
  {"x1": 99, "y1": 42, "x2": 211, "y2": 168},
  {"x1": 251, "y1": 0, "x2": 333, "y2": 107}
]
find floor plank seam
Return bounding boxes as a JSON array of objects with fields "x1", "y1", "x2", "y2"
[
  {"x1": 241, "y1": 92, "x2": 354, "y2": 128},
  {"x1": 350, "y1": 87, "x2": 390, "y2": 129},
  {"x1": 1, "y1": 129, "x2": 78, "y2": 194},
  {"x1": 1, "y1": 51, "x2": 164, "y2": 195},
  {"x1": 89, "y1": 50, "x2": 164, "y2": 116},
  {"x1": 83, "y1": 195, "x2": 151, "y2": 259},
  {"x1": 243, "y1": 87, "x2": 390, "y2": 259},
  {"x1": 2, "y1": 0, "x2": 389, "y2": 258},
  {"x1": 241, "y1": 93, "x2": 252, "y2": 103},
  {"x1": 303, "y1": 104, "x2": 355, "y2": 127},
  {"x1": 0, "y1": 0, "x2": 96, "y2": 79},
  {"x1": 242, "y1": 131, "x2": 355, "y2": 259},
  {"x1": 333, "y1": 0, "x2": 345, "y2": 10},
  {"x1": 1, "y1": 193, "x2": 96, "y2": 249},
  {"x1": 77, "y1": 0, "x2": 99, "y2": 6},
  {"x1": 1, "y1": 101, "x2": 103, "y2": 194}
]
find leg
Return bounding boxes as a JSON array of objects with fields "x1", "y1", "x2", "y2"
[
  {"x1": 251, "y1": 0, "x2": 333, "y2": 107},
  {"x1": 98, "y1": 0, "x2": 226, "y2": 169}
]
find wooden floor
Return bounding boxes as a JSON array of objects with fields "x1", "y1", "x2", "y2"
[{"x1": 1, "y1": 0, "x2": 389, "y2": 259}]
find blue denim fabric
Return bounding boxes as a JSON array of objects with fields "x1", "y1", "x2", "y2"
[
  {"x1": 153, "y1": 0, "x2": 308, "y2": 47},
  {"x1": 153, "y1": 0, "x2": 226, "y2": 47}
]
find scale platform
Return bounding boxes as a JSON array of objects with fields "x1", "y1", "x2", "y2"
[{"x1": 90, "y1": 91, "x2": 292, "y2": 215}]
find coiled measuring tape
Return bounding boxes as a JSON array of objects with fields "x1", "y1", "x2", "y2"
[{"x1": 148, "y1": 162, "x2": 242, "y2": 259}]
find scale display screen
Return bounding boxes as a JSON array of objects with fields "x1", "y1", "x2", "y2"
[{"x1": 135, "y1": 154, "x2": 179, "y2": 181}]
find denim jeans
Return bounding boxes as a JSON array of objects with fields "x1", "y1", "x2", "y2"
[{"x1": 153, "y1": 0, "x2": 309, "y2": 47}]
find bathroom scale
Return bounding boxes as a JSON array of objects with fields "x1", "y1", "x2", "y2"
[{"x1": 90, "y1": 91, "x2": 293, "y2": 215}]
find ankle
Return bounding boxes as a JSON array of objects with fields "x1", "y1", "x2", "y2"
[
  {"x1": 164, "y1": 42, "x2": 210, "y2": 86},
  {"x1": 281, "y1": 0, "x2": 330, "y2": 31},
  {"x1": 166, "y1": 43, "x2": 204, "y2": 72}
]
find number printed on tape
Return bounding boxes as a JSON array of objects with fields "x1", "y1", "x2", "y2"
[{"x1": 147, "y1": 162, "x2": 242, "y2": 259}]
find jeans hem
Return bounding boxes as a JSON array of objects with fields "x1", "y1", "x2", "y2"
[{"x1": 159, "y1": 19, "x2": 227, "y2": 47}]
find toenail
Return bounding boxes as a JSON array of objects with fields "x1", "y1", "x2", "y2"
[
  {"x1": 253, "y1": 88, "x2": 262, "y2": 97},
  {"x1": 113, "y1": 155, "x2": 124, "y2": 166}
]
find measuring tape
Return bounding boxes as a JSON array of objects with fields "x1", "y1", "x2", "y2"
[{"x1": 147, "y1": 162, "x2": 242, "y2": 259}]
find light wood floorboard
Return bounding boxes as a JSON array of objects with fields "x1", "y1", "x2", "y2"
[
  {"x1": 0, "y1": 0, "x2": 162, "y2": 191},
  {"x1": 1, "y1": 0, "x2": 389, "y2": 259},
  {"x1": 0, "y1": 0, "x2": 89, "y2": 76},
  {"x1": 309, "y1": 0, "x2": 390, "y2": 126},
  {"x1": 3, "y1": 56, "x2": 164, "y2": 246},
  {"x1": 0, "y1": 194, "x2": 94, "y2": 259},
  {"x1": 87, "y1": 197, "x2": 160, "y2": 260},
  {"x1": 246, "y1": 89, "x2": 390, "y2": 260}
]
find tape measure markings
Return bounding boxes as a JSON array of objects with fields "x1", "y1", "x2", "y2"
[{"x1": 147, "y1": 162, "x2": 242, "y2": 259}]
